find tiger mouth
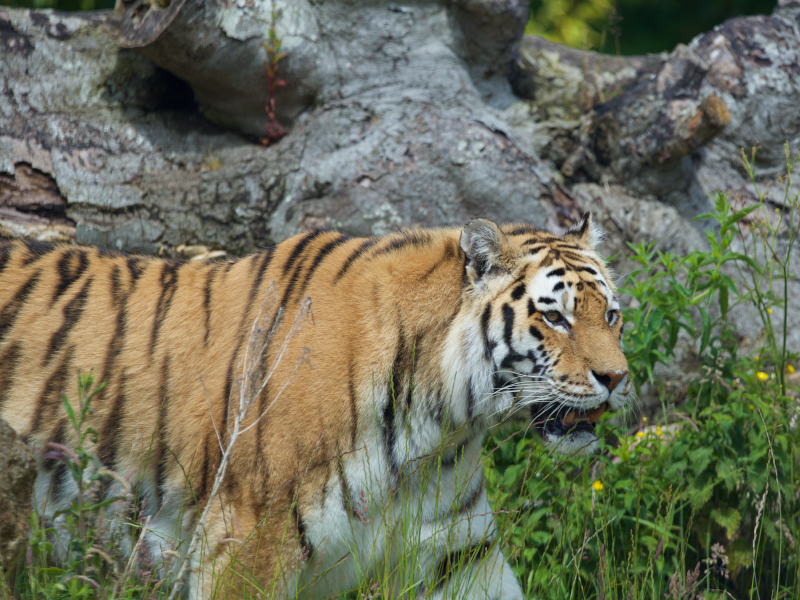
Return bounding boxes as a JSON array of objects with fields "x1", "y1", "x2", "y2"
[{"x1": 535, "y1": 402, "x2": 609, "y2": 437}]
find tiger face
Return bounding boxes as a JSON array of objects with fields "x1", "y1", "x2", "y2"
[{"x1": 459, "y1": 214, "x2": 629, "y2": 455}]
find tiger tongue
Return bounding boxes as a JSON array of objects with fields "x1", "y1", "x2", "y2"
[{"x1": 561, "y1": 404, "x2": 607, "y2": 426}]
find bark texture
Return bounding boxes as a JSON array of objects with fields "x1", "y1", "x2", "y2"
[
  {"x1": 0, "y1": 418, "x2": 37, "y2": 589},
  {"x1": 1, "y1": 0, "x2": 799, "y2": 355}
]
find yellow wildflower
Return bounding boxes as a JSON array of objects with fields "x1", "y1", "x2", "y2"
[
  {"x1": 756, "y1": 371, "x2": 769, "y2": 381},
  {"x1": 788, "y1": 365, "x2": 796, "y2": 374},
  {"x1": 656, "y1": 426, "x2": 662, "y2": 436},
  {"x1": 642, "y1": 416, "x2": 648, "y2": 423},
  {"x1": 767, "y1": 308, "x2": 773, "y2": 314},
  {"x1": 749, "y1": 404, "x2": 755, "y2": 410},
  {"x1": 636, "y1": 431, "x2": 645, "y2": 438},
  {"x1": 592, "y1": 480, "x2": 603, "y2": 492}
]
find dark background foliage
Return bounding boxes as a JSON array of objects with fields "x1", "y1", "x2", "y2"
[{"x1": 526, "y1": 0, "x2": 777, "y2": 55}]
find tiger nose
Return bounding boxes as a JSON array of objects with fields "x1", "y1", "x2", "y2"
[{"x1": 592, "y1": 370, "x2": 628, "y2": 392}]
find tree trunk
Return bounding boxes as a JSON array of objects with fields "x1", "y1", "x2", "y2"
[{"x1": 1, "y1": 0, "x2": 799, "y2": 353}]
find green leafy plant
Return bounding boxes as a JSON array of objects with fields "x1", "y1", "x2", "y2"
[{"x1": 487, "y1": 144, "x2": 800, "y2": 599}]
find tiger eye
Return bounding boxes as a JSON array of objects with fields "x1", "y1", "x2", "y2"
[{"x1": 544, "y1": 310, "x2": 561, "y2": 322}]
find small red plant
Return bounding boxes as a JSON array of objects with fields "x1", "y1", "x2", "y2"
[{"x1": 260, "y1": 0, "x2": 288, "y2": 146}]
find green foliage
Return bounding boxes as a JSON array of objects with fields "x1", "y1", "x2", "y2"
[
  {"x1": 527, "y1": 0, "x2": 776, "y2": 55},
  {"x1": 487, "y1": 144, "x2": 800, "y2": 599}
]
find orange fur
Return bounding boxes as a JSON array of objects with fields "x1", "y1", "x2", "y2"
[{"x1": 0, "y1": 217, "x2": 628, "y2": 599}]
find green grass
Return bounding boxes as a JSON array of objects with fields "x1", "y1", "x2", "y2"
[{"x1": 6, "y1": 145, "x2": 799, "y2": 599}]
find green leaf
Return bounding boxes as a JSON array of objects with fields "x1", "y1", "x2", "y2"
[
  {"x1": 61, "y1": 393, "x2": 78, "y2": 431},
  {"x1": 698, "y1": 307, "x2": 711, "y2": 355},
  {"x1": 718, "y1": 285, "x2": 729, "y2": 319},
  {"x1": 711, "y1": 506, "x2": 742, "y2": 538},
  {"x1": 689, "y1": 446, "x2": 713, "y2": 474}
]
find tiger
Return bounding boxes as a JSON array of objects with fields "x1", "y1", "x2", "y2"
[{"x1": 0, "y1": 214, "x2": 629, "y2": 599}]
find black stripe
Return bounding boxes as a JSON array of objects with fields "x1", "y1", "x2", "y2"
[
  {"x1": 155, "y1": 355, "x2": 171, "y2": 506},
  {"x1": 295, "y1": 505, "x2": 314, "y2": 559},
  {"x1": 231, "y1": 248, "x2": 276, "y2": 445},
  {"x1": 243, "y1": 249, "x2": 277, "y2": 445},
  {"x1": 578, "y1": 266, "x2": 598, "y2": 275},
  {"x1": 44, "y1": 276, "x2": 93, "y2": 367},
  {"x1": 52, "y1": 461, "x2": 71, "y2": 503},
  {"x1": 561, "y1": 251, "x2": 599, "y2": 265},
  {"x1": 510, "y1": 284, "x2": 526, "y2": 300},
  {"x1": 502, "y1": 303, "x2": 515, "y2": 348},
  {"x1": 529, "y1": 326, "x2": 543, "y2": 340},
  {"x1": 31, "y1": 345, "x2": 75, "y2": 434},
  {"x1": 110, "y1": 266, "x2": 123, "y2": 307},
  {"x1": 432, "y1": 540, "x2": 493, "y2": 593},
  {"x1": 196, "y1": 432, "x2": 214, "y2": 504},
  {"x1": 126, "y1": 257, "x2": 146, "y2": 287},
  {"x1": 0, "y1": 342, "x2": 21, "y2": 410},
  {"x1": 248, "y1": 248, "x2": 275, "y2": 306},
  {"x1": 506, "y1": 225, "x2": 539, "y2": 236},
  {"x1": 150, "y1": 262, "x2": 181, "y2": 356},
  {"x1": 222, "y1": 346, "x2": 238, "y2": 439},
  {"x1": 466, "y1": 378, "x2": 475, "y2": 420},
  {"x1": 480, "y1": 304, "x2": 492, "y2": 360},
  {"x1": 298, "y1": 235, "x2": 351, "y2": 296},
  {"x1": 283, "y1": 230, "x2": 328, "y2": 277},
  {"x1": 0, "y1": 271, "x2": 41, "y2": 344},
  {"x1": 279, "y1": 233, "x2": 332, "y2": 311},
  {"x1": 348, "y1": 362, "x2": 358, "y2": 450},
  {"x1": 337, "y1": 453, "x2": 355, "y2": 516},
  {"x1": 384, "y1": 329, "x2": 411, "y2": 481},
  {"x1": 371, "y1": 231, "x2": 430, "y2": 258},
  {"x1": 0, "y1": 244, "x2": 11, "y2": 274},
  {"x1": 49, "y1": 420, "x2": 70, "y2": 503},
  {"x1": 441, "y1": 437, "x2": 471, "y2": 468},
  {"x1": 53, "y1": 250, "x2": 89, "y2": 305},
  {"x1": 334, "y1": 238, "x2": 379, "y2": 283},
  {"x1": 97, "y1": 372, "x2": 127, "y2": 469},
  {"x1": 528, "y1": 298, "x2": 536, "y2": 317},
  {"x1": 96, "y1": 278, "x2": 128, "y2": 406},
  {"x1": 537, "y1": 296, "x2": 556, "y2": 304},
  {"x1": 547, "y1": 268, "x2": 566, "y2": 278},
  {"x1": 552, "y1": 282, "x2": 565, "y2": 292},
  {"x1": 500, "y1": 351, "x2": 528, "y2": 369},
  {"x1": 203, "y1": 264, "x2": 222, "y2": 347},
  {"x1": 22, "y1": 240, "x2": 57, "y2": 265}
]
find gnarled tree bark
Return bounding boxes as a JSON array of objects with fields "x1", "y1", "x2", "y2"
[{"x1": 1, "y1": 0, "x2": 799, "y2": 353}]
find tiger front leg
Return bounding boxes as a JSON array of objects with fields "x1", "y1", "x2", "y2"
[
  {"x1": 417, "y1": 490, "x2": 524, "y2": 600},
  {"x1": 182, "y1": 499, "x2": 301, "y2": 600},
  {"x1": 424, "y1": 543, "x2": 523, "y2": 600}
]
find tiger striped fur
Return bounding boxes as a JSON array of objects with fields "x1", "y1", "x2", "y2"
[{"x1": 0, "y1": 214, "x2": 629, "y2": 599}]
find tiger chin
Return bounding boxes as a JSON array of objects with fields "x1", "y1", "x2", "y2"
[{"x1": 0, "y1": 213, "x2": 628, "y2": 600}]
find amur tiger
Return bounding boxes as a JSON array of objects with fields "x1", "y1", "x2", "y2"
[{"x1": 0, "y1": 215, "x2": 629, "y2": 599}]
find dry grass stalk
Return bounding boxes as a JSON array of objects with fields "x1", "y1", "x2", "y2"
[{"x1": 167, "y1": 285, "x2": 312, "y2": 600}]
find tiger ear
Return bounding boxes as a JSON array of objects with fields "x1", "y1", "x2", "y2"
[
  {"x1": 564, "y1": 212, "x2": 603, "y2": 251},
  {"x1": 460, "y1": 218, "x2": 515, "y2": 286}
]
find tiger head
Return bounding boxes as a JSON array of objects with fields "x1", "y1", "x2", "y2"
[{"x1": 459, "y1": 214, "x2": 629, "y2": 455}]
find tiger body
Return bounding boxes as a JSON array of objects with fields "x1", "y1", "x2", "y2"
[{"x1": 0, "y1": 216, "x2": 629, "y2": 599}]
